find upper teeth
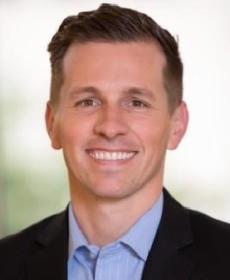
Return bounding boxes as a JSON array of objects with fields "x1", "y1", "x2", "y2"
[{"x1": 89, "y1": 151, "x2": 136, "y2": 160}]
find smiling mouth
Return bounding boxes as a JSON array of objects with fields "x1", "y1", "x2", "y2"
[{"x1": 87, "y1": 150, "x2": 137, "y2": 161}]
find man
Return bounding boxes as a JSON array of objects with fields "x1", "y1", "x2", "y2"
[{"x1": 0, "y1": 3, "x2": 230, "y2": 280}]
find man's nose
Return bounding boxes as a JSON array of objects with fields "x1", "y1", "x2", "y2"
[{"x1": 93, "y1": 105, "x2": 129, "y2": 140}]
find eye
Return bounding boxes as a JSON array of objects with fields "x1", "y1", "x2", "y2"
[
  {"x1": 131, "y1": 99, "x2": 147, "y2": 107},
  {"x1": 126, "y1": 98, "x2": 150, "y2": 110},
  {"x1": 75, "y1": 98, "x2": 101, "y2": 108}
]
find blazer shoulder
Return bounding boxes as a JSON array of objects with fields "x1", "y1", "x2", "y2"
[
  {"x1": 189, "y1": 207, "x2": 230, "y2": 234},
  {"x1": 188, "y1": 208, "x2": 230, "y2": 252},
  {"x1": 0, "y1": 211, "x2": 66, "y2": 256},
  {"x1": 0, "y1": 211, "x2": 67, "y2": 279}
]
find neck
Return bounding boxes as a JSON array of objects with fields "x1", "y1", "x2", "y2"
[{"x1": 70, "y1": 182, "x2": 162, "y2": 247}]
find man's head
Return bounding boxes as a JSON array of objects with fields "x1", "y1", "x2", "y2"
[
  {"x1": 47, "y1": 3, "x2": 183, "y2": 114},
  {"x1": 46, "y1": 4, "x2": 188, "y2": 204}
]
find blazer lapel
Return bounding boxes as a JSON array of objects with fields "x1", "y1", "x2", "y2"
[
  {"x1": 26, "y1": 211, "x2": 68, "y2": 280},
  {"x1": 142, "y1": 189, "x2": 196, "y2": 280}
]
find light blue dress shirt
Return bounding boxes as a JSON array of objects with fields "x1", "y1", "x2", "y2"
[{"x1": 68, "y1": 193, "x2": 163, "y2": 280}]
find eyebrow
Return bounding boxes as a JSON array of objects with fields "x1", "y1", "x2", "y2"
[
  {"x1": 68, "y1": 86, "x2": 100, "y2": 97},
  {"x1": 68, "y1": 86, "x2": 155, "y2": 100},
  {"x1": 123, "y1": 87, "x2": 156, "y2": 100}
]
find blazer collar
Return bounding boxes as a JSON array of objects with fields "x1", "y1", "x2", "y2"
[
  {"x1": 142, "y1": 188, "x2": 195, "y2": 280},
  {"x1": 26, "y1": 211, "x2": 68, "y2": 280}
]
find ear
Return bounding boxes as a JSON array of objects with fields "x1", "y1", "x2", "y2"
[
  {"x1": 45, "y1": 102, "x2": 62, "y2": 149},
  {"x1": 167, "y1": 101, "x2": 189, "y2": 150}
]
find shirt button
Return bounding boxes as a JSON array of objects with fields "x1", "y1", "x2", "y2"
[{"x1": 89, "y1": 252, "x2": 96, "y2": 260}]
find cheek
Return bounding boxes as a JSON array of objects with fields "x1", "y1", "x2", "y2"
[
  {"x1": 58, "y1": 115, "x2": 90, "y2": 146},
  {"x1": 60, "y1": 125, "x2": 77, "y2": 145},
  {"x1": 131, "y1": 118, "x2": 170, "y2": 149},
  {"x1": 60, "y1": 123, "x2": 86, "y2": 169}
]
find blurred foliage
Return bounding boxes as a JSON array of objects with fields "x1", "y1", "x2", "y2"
[
  {"x1": 4, "y1": 162, "x2": 68, "y2": 236},
  {"x1": 0, "y1": 92, "x2": 69, "y2": 238}
]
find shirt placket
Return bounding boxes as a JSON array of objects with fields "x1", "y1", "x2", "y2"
[{"x1": 94, "y1": 243, "x2": 121, "y2": 280}]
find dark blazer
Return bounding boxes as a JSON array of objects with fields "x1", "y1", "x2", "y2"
[{"x1": 1, "y1": 189, "x2": 230, "y2": 279}]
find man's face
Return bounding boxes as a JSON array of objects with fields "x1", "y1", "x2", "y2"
[{"x1": 46, "y1": 41, "x2": 187, "y2": 201}]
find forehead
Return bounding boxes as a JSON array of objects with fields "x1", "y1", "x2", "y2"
[
  {"x1": 63, "y1": 40, "x2": 166, "y2": 72},
  {"x1": 61, "y1": 41, "x2": 167, "y2": 98}
]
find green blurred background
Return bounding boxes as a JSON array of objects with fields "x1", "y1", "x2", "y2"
[{"x1": 1, "y1": 0, "x2": 230, "y2": 238}]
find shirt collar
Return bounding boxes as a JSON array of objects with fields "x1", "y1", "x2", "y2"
[
  {"x1": 68, "y1": 192, "x2": 163, "y2": 261},
  {"x1": 68, "y1": 203, "x2": 88, "y2": 259},
  {"x1": 119, "y1": 192, "x2": 163, "y2": 260}
]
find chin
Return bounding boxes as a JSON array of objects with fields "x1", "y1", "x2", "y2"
[{"x1": 86, "y1": 181, "x2": 138, "y2": 201}]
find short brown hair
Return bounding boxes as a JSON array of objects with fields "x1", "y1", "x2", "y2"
[{"x1": 48, "y1": 3, "x2": 183, "y2": 113}]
